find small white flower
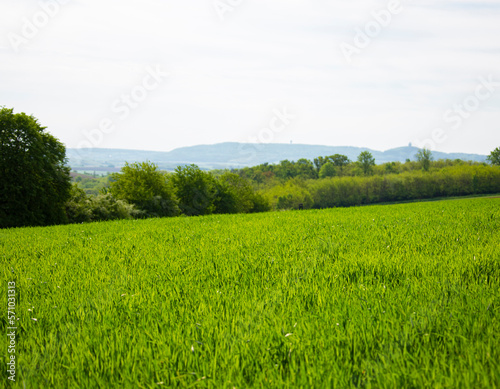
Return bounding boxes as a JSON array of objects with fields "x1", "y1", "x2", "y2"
[
  {"x1": 191, "y1": 345, "x2": 194, "y2": 352},
  {"x1": 285, "y1": 333, "x2": 293, "y2": 337},
  {"x1": 31, "y1": 318, "x2": 37, "y2": 321}
]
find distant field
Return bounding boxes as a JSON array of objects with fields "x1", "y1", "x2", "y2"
[{"x1": 2, "y1": 198, "x2": 499, "y2": 388}]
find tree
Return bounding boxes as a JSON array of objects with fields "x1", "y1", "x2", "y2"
[
  {"x1": 275, "y1": 159, "x2": 296, "y2": 179},
  {"x1": 486, "y1": 147, "x2": 500, "y2": 166},
  {"x1": 295, "y1": 158, "x2": 317, "y2": 179},
  {"x1": 213, "y1": 179, "x2": 239, "y2": 214},
  {"x1": 172, "y1": 164, "x2": 216, "y2": 216},
  {"x1": 214, "y1": 172, "x2": 253, "y2": 213},
  {"x1": 384, "y1": 162, "x2": 398, "y2": 174},
  {"x1": 319, "y1": 162, "x2": 336, "y2": 178},
  {"x1": 329, "y1": 154, "x2": 351, "y2": 175},
  {"x1": 357, "y1": 151, "x2": 375, "y2": 175},
  {"x1": 89, "y1": 193, "x2": 140, "y2": 221},
  {"x1": 109, "y1": 161, "x2": 179, "y2": 217},
  {"x1": 0, "y1": 107, "x2": 71, "y2": 228},
  {"x1": 65, "y1": 184, "x2": 93, "y2": 223},
  {"x1": 416, "y1": 148, "x2": 433, "y2": 171},
  {"x1": 313, "y1": 156, "x2": 327, "y2": 171}
]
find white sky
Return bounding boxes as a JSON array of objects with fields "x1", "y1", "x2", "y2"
[{"x1": 1, "y1": 0, "x2": 499, "y2": 154}]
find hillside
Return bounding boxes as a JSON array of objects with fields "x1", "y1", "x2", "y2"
[
  {"x1": 66, "y1": 143, "x2": 487, "y2": 171},
  {"x1": 5, "y1": 198, "x2": 500, "y2": 387}
]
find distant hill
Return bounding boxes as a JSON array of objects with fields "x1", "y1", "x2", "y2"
[{"x1": 66, "y1": 143, "x2": 487, "y2": 172}]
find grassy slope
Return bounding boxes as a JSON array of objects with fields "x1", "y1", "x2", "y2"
[{"x1": 1, "y1": 198, "x2": 499, "y2": 388}]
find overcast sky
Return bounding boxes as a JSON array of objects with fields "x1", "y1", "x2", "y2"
[{"x1": 1, "y1": 0, "x2": 499, "y2": 155}]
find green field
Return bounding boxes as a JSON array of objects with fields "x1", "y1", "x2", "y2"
[{"x1": 2, "y1": 198, "x2": 499, "y2": 388}]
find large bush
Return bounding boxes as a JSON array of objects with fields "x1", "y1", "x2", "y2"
[
  {"x1": 109, "y1": 161, "x2": 180, "y2": 217},
  {"x1": 264, "y1": 180, "x2": 313, "y2": 210},
  {"x1": 66, "y1": 184, "x2": 141, "y2": 223}
]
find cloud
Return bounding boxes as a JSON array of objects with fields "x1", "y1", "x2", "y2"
[{"x1": 0, "y1": 0, "x2": 499, "y2": 154}]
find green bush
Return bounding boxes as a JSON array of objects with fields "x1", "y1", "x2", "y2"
[
  {"x1": 90, "y1": 193, "x2": 142, "y2": 221},
  {"x1": 265, "y1": 181, "x2": 313, "y2": 210},
  {"x1": 109, "y1": 161, "x2": 180, "y2": 218},
  {"x1": 65, "y1": 184, "x2": 93, "y2": 223}
]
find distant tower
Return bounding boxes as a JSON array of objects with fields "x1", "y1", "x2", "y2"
[
  {"x1": 408, "y1": 142, "x2": 412, "y2": 147},
  {"x1": 290, "y1": 140, "x2": 293, "y2": 144}
]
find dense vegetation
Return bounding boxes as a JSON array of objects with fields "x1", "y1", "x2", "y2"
[
  {"x1": 2, "y1": 198, "x2": 499, "y2": 387},
  {"x1": 66, "y1": 162, "x2": 270, "y2": 224},
  {"x1": 263, "y1": 165, "x2": 500, "y2": 210},
  {"x1": 71, "y1": 156, "x2": 500, "y2": 222},
  {"x1": 1, "y1": 106, "x2": 499, "y2": 228},
  {"x1": 0, "y1": 108, "x2": 71, "y2": 228},
  {"x1": 71, "y1": 151, "x2": 500, "y2": 220}
]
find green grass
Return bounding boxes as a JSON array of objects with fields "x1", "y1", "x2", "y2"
[{"x1": 1, "y1": 198, "x2": 499, "y2": 388}]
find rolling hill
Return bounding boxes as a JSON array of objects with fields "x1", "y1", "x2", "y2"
[{"x1": 66, "y1": 143, "x2": 487, "y2": 172}]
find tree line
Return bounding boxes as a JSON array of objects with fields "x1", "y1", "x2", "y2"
[
  {"x1": 1, "y1": 107, "x2": 499, "y2": 228},
  {"x1": 262, "y1": 165, "x2": 500, "y2": 210},
  {"x1": 231, "y1": 148, "x2": 474, "y2": 185},
  {"x1": 66, "y1": 162, "x2": 269, "y2": 224}
]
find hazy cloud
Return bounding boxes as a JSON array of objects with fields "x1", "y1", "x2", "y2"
[{"x1": 1, "y1": 0, "x2": 499, "y2": 154}]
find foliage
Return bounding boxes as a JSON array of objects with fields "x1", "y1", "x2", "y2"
[
  {"x1": 172, "y1": 164, "x2": 217, "y2": 216},
  {"x1": 264, "y1": 180, "x2": 313, "y2": 210},
  {"x1": 357, "y1": 151, "x2": 376, "y2": 175},
  {"x1": 69, "y1": 164, "x2": 268, "y2": 222},
  {"x1": 109, "y1": 161, "x2": 179, "y2": 217},
  {"x1": 3, "y1": 198, "x2": 500, "y2": 387},
  {"x1": 73, "y1": 174, "x2": 111, "y2": 196},
  {"x1": 318, "y1": 162, "x2": 336, "y2": 178},
  {"x1": 306, "y1": 165, "x2": 500, "y2": 208},
  {"x1": 0, "y1": 107, "x2": 71, "y2": 228},
  {"x1": 89, "y1": 193, "x2": 141, "y2": 221},
  {"x1": 293, "y1": 158, "x2": 317, "y2": 179},
  {"x1": 313, "y1": 156, "x2": 328, "y2": 171},
  {"x1": 249, "y1": 191, "x2": 272, "y2": 213},
  {"x1": 313, "y1": 154, "x2": 350, "y2": 174},
  {"x1": 329, "y1": 154, "x2": 351, "y2": 173},
  {"x1": 235, "y1": 156, "x2": 487, "y2": 183},
  {"x1": 416, "y1": 148, "x2": 433, "y2": 171},
  {"x1": 65, "y1": 184, "x2": 93, "y2": 223},
  {"x1": 213, "y1": 172, "x2": 270, "y2": 214},
  {"x1": 486, "y1": 147, "x2": 500, "y2": 166},
  {"x1": 65, "y1": 184, "x2": 141, "y2": 223}
]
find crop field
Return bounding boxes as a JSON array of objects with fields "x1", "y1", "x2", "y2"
[{"x1": 1, "y1": 198, "x2": 499, "y2": 388}]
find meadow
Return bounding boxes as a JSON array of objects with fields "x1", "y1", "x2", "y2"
[{"x1": 1, "y1": 197, "x2": 499, "y2": 388}]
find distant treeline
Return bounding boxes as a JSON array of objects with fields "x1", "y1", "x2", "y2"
[
  {"x1": 262, "y1": 165, "x2": 500, "y2": 210},
  {"x1": 230, "y1": 154, "x2": 484, "y2": 183},
  {"x1": 66, "y1": 162, "x2": 269, "y2": 224},
  {"x1": 4, "y1": 106, "x2": 498, "y2": 228},
  {"x1": 223, "y1": 152, "x2": 500, "y2": 210},
  {"x1": 67, "y1": 151, "x2": 500, "y2": 224}
]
